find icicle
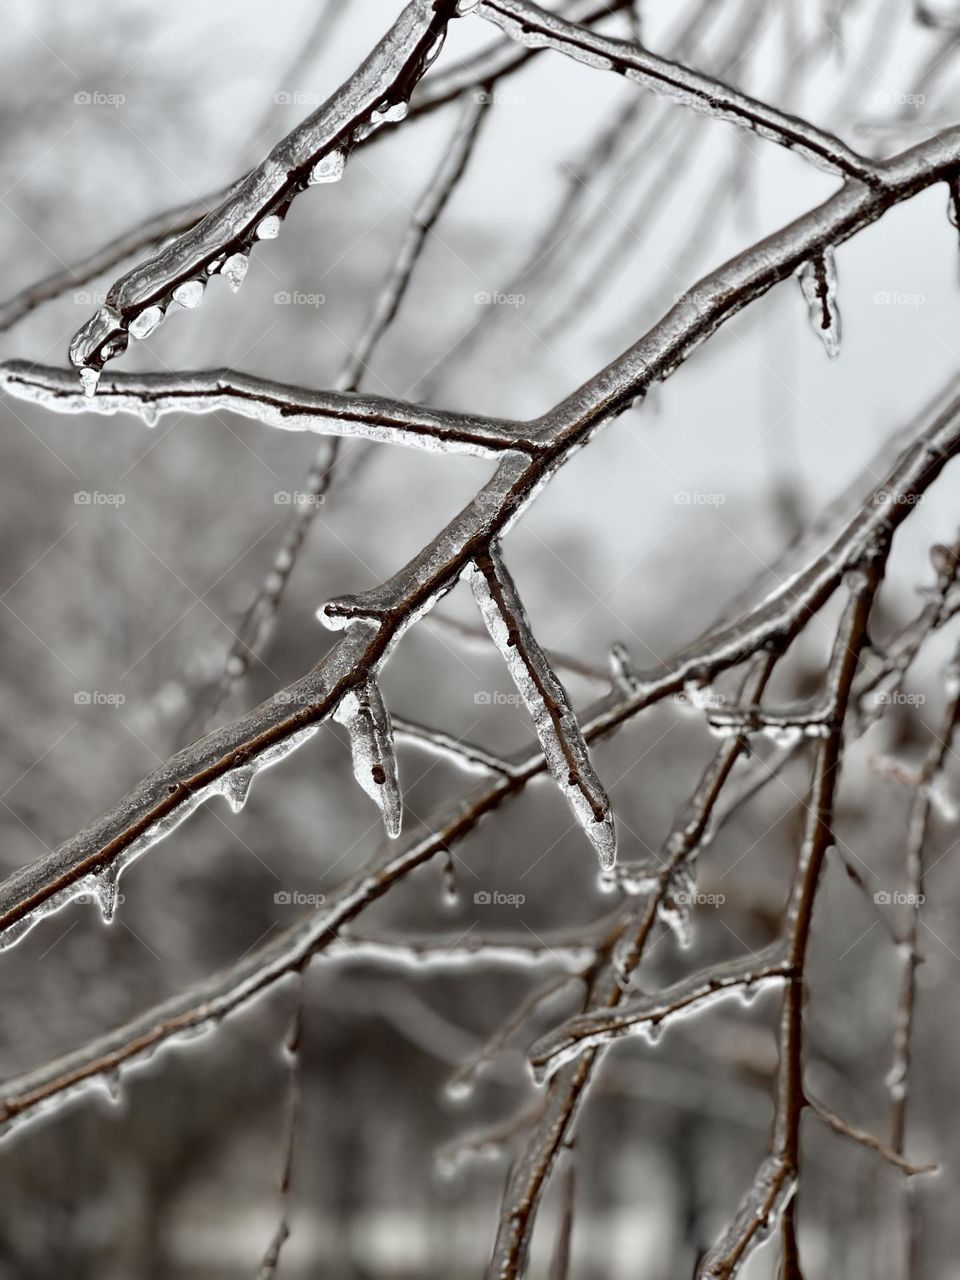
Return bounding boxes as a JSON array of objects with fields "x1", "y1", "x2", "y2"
[
  {"x1": 220, "y1": 253, "x2": 249, "y2": 292},
  {"x1": 256, "y1": 215, "x2": 281, "y2": 240},
  {"x1": 94, "y1": 867, "x2": 120, "y2": 924},
  {"x1": 129, "y1": 306, "x2": 163, "y2": 340},
  {"x1": 467, "y1": 550, "x2": 617, "y2": 870},
  {"x1": 797, "y1": 249, "x2": 841, "y2": 357},
  {"x1": 441, "y1": 847, "x2": 459, "y2": 905},
  {"x1": 140, "y1": 402, "x2": 159, "y2": 428},
  {"x1": 79, "y1": 368, "x2": 100, "y2": 398},
  {"x1": 657, "y1": 867, "x2": 695, "y2": 948},
  {"x1": 104, "y1": 1068, "x2": 123, "y2": 1105},
  {"x1": 309, "y1": 150, "x2": 346, "y2": 185},
  {"x1": 219, "y1": 766, "x2": 256, "y2": 814},
  {"x1": 172, "y1": 279, "x2": 204, "y2": 308},
  {"x1": 333, "y1": 680, "x2": 402, "y2": 837}
]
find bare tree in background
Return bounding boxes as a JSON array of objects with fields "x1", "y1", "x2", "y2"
[{"x1": 1, "y1": 1, "x2": 960, "y2": 1276}]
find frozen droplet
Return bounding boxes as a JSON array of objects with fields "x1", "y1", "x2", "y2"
[
  {"x1": 220, "y1": 253, "x2": 249, "y2": 292},
  {"x1": 141, "y1": 402, "x2": 159, "y2": 428},
  {"x1": 309, "y1": 150, "x2": 346, "y2": 185},
  {"x1": 456, "y1": 0, "x2": 480, "y2": 12},
  {"x1": 220, "y1": 766, "x2": 255, "y2": 814},
  {"x1": 256, "y1": 215, "x2": 281, "y2": 240},
  {"x1": 334, "y1": 681, "x2": 402, "y2": 838},
  {"x1": 443, "y1": 1075, "x2": 473, "y2": 1104},
  {"x1": 375, "y1": 101, "x2": 408, "y2": 124},
  {"x1": 129, "y1": 306, "x2": 164, "y2": 340},
  {"x1": 105, "y1": 1069, "x2": 123, "y2": 1104},
  {"x1": 173, "y1": 279, "x2": 204, "y2": 309},
  {"x1": 797, "y1": 249, "x2": 841, "y2": 358},
  {"x1": 644, "y1": 1019, "x2": 663, "y2": 1044},
  {"x1": 79, "y1": 367, "x2": 100, "y2": 398},
  {"x1": 95, "y1": 868, "x2": 120, "y2": 923}
]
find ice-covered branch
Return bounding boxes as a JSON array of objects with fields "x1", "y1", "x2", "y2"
[
  {"x1": 67, "y1": 0, "x2": 464, "y2": 389},
  {"x1": 474, "y1": 0, "x2": 882, "y2": 181},
  {"x1": 699, "y1": 567, "x2": 885, "y2": 1280},
  {"x1": 189, "y1": 93, "x2": 491, "y2": 734},
  {"x1": 529, "y1": 946, "x2": 793, "y2": 1082},
  {"x1": 0, "y1": 361, "x2": 534, "y2": 459},
  {"x1": 468, "y1": 545, "x2": 617, "y2": 869}
]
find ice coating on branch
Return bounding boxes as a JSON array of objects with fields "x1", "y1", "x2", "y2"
[
  {"x1": 797, "y1": 248, "x2": 841, "y2": 357},
  {"x1": 67, "y1": 0, "x2": 460, "y2": 386},
  {"x1": 609, "y1": 641, "x2": 640, "y2": 694},
  {"x1": 698, "y1": 1155, "x2": 797, "y2": 1277},
  {"x1": 334, "y1": 680, "x2": 402, "y2": 838},
  {"x1": 0, "y1": 725, "x2": 319, "y2": 953},
  {"x1": 529, "y1": 945, "x2": 790, "y2": 1081},
  {"x1": 656, "y1": 865, "x2": 695, "y2": 947},
  {"x1": 600, "y1": 858, "x2": 661, "y2": 896},
  {"x1": 467, "y1": 547, "x2": 617, "y2": 870}
]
